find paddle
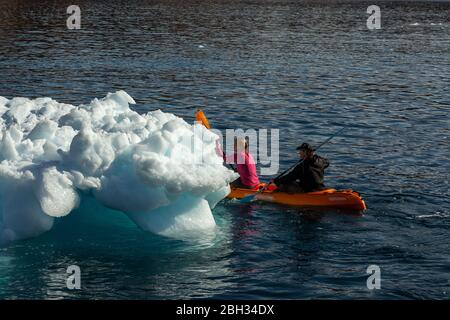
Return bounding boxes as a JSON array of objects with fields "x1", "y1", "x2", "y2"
[
  {"x1": 239, "y1": 126, "x2": 346, "y2": 204},
  {"x1": 195, "y1": 109, "x2": 211, "y2": 129},
  {"x1": 195, "y1": 109, "x2": 236, "y2": 171}
]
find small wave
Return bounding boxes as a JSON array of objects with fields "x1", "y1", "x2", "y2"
[
  {"x1": 416, "y1": 212, "x2": 449, "y2": 219},
  {"x1": 409, "y1": 22, "x2": 444, "y2": 27}
]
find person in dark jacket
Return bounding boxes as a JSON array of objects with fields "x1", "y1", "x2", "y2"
[{"x1": 273, "y1": 143, "x2": 329, "y2": 193}]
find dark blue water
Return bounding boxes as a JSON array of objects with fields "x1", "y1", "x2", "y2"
[{"x1": 0, "y1": 0, "x2": 449, "y2": 299}]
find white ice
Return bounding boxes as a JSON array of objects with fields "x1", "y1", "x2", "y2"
[{"x1": 0, "y1": 91, "x2": 237, "y2": 246}]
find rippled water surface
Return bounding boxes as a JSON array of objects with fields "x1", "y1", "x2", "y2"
[{"x1": 0, "y1": 0, "x2": 449, "y2": 299}]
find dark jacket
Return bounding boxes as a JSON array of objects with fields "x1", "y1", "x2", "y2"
[{"x1": 274, "y1": 155, "x2": 330, "y2": 192}]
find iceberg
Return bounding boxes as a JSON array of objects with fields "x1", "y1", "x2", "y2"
[{"x1": 0, "y1": 91, "x2": 237, "y2": 245}]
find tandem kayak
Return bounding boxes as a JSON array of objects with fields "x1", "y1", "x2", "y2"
[{"x1": 227, "y1": 186, "x2": 367, "y2": 211}]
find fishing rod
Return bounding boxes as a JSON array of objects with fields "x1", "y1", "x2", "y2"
[{"x1": 274, "y1": 126, "x2": 345, "y2": 181}]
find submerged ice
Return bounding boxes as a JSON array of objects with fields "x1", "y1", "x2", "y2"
[{"x1": 0, "y1": 91, "x2": 237, "y2": 245}]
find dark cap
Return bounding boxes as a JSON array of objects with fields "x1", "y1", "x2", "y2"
[{"x1": 296, "y1": 143, "x2": 314, "y2": 152}]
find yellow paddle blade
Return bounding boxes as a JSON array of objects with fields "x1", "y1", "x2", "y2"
[{"x1": 195, "y1": 109, "x2": 211, "y2": 129}]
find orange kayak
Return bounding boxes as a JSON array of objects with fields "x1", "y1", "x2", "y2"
[{"x1": 227, "y1": 186, "x2": 367, "y2": 211}]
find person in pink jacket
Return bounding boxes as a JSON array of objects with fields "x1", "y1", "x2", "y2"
[{"x1": 224, "y1": 138, "x2": 260, "y2": 189}]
